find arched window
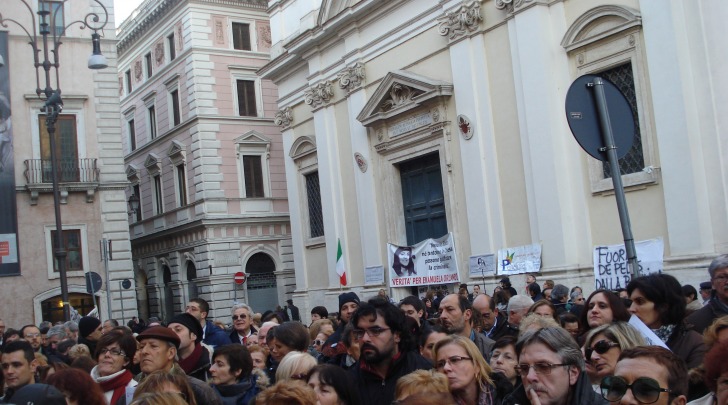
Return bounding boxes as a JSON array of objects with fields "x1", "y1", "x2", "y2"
[{"x1": 245, "y1": 253, "x2": 277, "y2": 313}]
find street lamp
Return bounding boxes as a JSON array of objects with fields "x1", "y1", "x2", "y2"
[
  {"x1": 127, "y1": 193, "x2": 140, "y2": 215},
  {"x1": 0, "y1": 0, "x2": 109, "y2": 321}
]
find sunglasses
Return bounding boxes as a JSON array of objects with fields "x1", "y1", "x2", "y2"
[
  {"x1": 600, "y1": 376, "x2": 671, "y2": 403},
  {"x1": 585, "y1": 340, "x2": 620, "y2": 361},
  {"x1": 232, "y1": 314, "x2": 248, "y2": 321},
  {"x1": 312, "y1": 339, "x2": 325, "y2": 346}
]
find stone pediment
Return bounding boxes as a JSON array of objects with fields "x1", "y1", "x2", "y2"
[
  {"x1": 318, "y1": 0, "x2": 363, "y2": 26},
  {"x1": 235, "y1": 130, "x2": 271, "y2": 145},
  {"x1": 357, "y1": 71, "x2": 453, "y2": 128},
  {"x1": 561, "y1": 5, "x2": 641, "y2": 51},
  {"x1": 167, "y1": 140, "x2": 186, "y2": 159},
  {"x1": 289, "y1": 136, "x2": 316, "y2": 160},
  {"x1": 144, "y1": 153, "x2": 162, "y2": 174},
  {"x1": 126, "y1": 164, "x2": 140, "y2": 181}
]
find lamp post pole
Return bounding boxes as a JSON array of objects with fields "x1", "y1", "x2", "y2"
[{"x1": 0, "y1": 0, "x2": 109, "y2": 321}]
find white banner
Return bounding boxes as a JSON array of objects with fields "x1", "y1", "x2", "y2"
[
  {"x1": 497, "y1": 243, "x2": 542, "y2": 275},
  {"x1": 387, "y1": 233, "x2": 460, "y2": 287},
  {"x1": 469, "y1": 254, "x2": 496, "y2": 277},
  {"x1": 593, "y1": 238, "x2": 663, "y2": 290}
]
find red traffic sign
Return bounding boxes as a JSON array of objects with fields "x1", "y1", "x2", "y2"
[{"x1": 234, "y1": 272, "x2": 246, "y2": 285}]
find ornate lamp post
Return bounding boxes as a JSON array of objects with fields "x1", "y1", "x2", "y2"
[{"x1": 0, "y1": 0, "x2": 109, "y2": 321}]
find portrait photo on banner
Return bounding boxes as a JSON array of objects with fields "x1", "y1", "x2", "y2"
[{"x1": 387, "y1": 233, "x2": 460, "y2": 287}]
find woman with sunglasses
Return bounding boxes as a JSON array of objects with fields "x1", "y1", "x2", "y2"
[
  {"x1": 582, "y1": 322, "x2": 646, "y2": 391},
  {"x1": 434, "y1": 335, "x2": 511, "y2": 405},
  {"x1": 627, "y1": 274, "x2": 707, "y2": 369},
  {"x1": 90, "y1": 328, "x2": 139, "y2": 405},
  {"x1": 578, "y1": 289, "x2": 631, "y2": 343}
]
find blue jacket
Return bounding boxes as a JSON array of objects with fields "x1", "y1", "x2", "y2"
[{"x1": 203, "y1": 320, "x2": 231, "y2": 348}]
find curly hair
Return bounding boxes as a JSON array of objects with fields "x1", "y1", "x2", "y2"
[{"x1": 255, "y1": 380, "x2": 317, "y2": 405}]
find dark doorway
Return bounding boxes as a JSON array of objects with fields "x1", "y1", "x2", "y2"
[
  {"x1": 163, "y1": 265, "x2": 174, "y2": 321},
  {"x1": 186, "y1": 262, "x2": 197, "y2": 301},
  {"x1": 399, "y1": 152, "x2": 448, "y2": 245},
  {"x1": 245, "y1": 253, "x2": 277, "y2": 313}
]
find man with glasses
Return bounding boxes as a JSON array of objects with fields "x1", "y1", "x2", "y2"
[
  {"x1": 473, "y1": 294, "x2": 509, "y2": 341},
  {"x1": 349, "y1": 297, "x2": 431, "y2": 404},
  {"x1": 19, "y1": 325, "x2": 42, "y2": 353},
  {"x1": 229, "y1": 303, "x2": 257, "y2": 344},
  {"x1": 504, "y1": 327, "x2": 605, "y2": 405},
  {"x1": 185, "y1": 298, "x2": 229, "y2": 348},
  {"x1": 601, "y1": 346, "x2": 687, "y2": 405},
  {"x1": 686, "y1": 254, "x2": 728, "y2": 333}
]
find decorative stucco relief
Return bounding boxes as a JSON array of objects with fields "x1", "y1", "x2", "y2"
[
  {"x1": 215, "y1": 20, "x2": 224, "y2": 44},
  {"x1": 118, "y1": 77, "x2": 124, "y2": 96},
  {"x1": 257, "y1": 23, "x2": 272, "y2": 50},
  {"x1": 380, "y1": 84, "x2": 423, "y2": 112},
  {"x1": 274, "y1": 107, "x2": 293, "y2": 128},
  {"x1": 155, "y1": 42, "x2": 165, "y2": 66},
  {"x1": 304, "y1": 81, "x2": 334, "y2": 109},
  {"x1": 337, "y1": 62, "x2": 365, "y2": 93},
  {"x1": 438, "y1": 1, "x2": 483, "y2": 40},
  {"x1": 495, "y1": 0, "x2": 533, "y2": 13},
  {"x1": 134, "y1": 60, "x2": 143, "y2": 82}
]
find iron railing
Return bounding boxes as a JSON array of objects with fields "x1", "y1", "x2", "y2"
[{"x1": 24, "y1": 158, "x2": 99, "y2": 184}]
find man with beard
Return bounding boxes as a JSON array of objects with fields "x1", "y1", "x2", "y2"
[
  {"x1": 349, "y1": 297, "x2": 431, "y2": 404},
  {"x1": 438, "y1": 294, "x2": 494, "y2": 360},
  {"x1": 19, "y1": 325, "x2": 42, "y2": 353},
  {"x1": 168, "y1": 313, "x2": 210, "y2": 381}
]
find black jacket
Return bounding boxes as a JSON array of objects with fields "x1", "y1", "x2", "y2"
[
  {"x1": 685, "y1": 297, "x2": 728, "y2": 334},
  {"x1": 486, "y1": 313, "x2": 511, "y2": 341},
  {"x1": 349, "y1": 350, "x2": 431, "y2": 405},
  {"x1": 229, "y1": 326, "x2": 257, "y2": 344}
]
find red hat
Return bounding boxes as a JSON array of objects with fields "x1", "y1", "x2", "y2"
[{"x1": 136, "y1": 326, "x2": 181, "y2": 349}]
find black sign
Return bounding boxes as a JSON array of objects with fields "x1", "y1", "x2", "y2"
[
  {"x1": 85, "y1": 272, "x2": 103, "y2": 294},
  {"x1": 121, "y1": 279, "x2": 131, "y2": 289}
]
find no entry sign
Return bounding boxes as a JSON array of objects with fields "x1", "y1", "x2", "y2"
[{"x1": 234, "y1": 272, "x2": 246, "y2": 285}]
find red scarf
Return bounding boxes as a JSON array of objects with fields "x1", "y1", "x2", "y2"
[
  {"x1": 98, "y1": 369, "x2": 133, "y2": 405},
  {"x1": 178, "y1": 343, "x2": 204, "y2": 375}
]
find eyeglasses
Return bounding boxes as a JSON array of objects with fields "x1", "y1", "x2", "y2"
[
  {"x1": 713, "y1": 275, "x2": 728, "y2": 283},
  {"x1": 313, "y1": 339, "x2": 325, "y2": 346},
  {"x1": 585, "y1": 340, "x2": 620, "y2": 361},
  {"x1": 516, "y1": 362, "x2": 569, "y2": 376},
  {"x1": 435, "y1": 356, "x2": 473, "y2": 370},
  {"x1": 232, "y1": 314, "x2": 248, "y2": 321},
  {"x1": 352, "y1": 327, "x2": 390, "y2": 340},
  {"x1": 600, "y1": 375, "x2": 671, "y2": 404},
  {"x1": 24, "y1": 333, "x2": 41, "y2": 338},
  {"x1": 99, "y1": 348, "x2": 126, "y2": 357}
]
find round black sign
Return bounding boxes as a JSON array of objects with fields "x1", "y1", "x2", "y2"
[
  {"x1": 121, "y1": 279, "x2": 132, "y2": 289},
  {"x1": 565, "y1": 74, "x2": 635, "y2": 161},
  {"x1": 85, "y1": 272, "x2": 103, "y2": 294}
]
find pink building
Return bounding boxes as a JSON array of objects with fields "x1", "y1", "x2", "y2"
[{"x1": 118, "y1": 0, "x2": 292, "y2": 322}]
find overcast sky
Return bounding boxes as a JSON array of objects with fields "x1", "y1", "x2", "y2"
[{"x1": 114, "y1": 0, "x2": 144, "y2": 26}]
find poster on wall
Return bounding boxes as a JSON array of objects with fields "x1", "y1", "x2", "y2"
[
  {"x1": 469, "y1": 254, "x2": 496, "y2": 278},
  {"x1": 592, "y1": 238, "x2": 664, "y2": 291},
  {"x1": 497, "y1": 243, "x2": 542, "y2": 275},
  {"x1": 387, "y1": 233, "x2": 460, "y2": 287},
  {"x1": 0, "y1": 31, "x2": 20, "y2": 276}
]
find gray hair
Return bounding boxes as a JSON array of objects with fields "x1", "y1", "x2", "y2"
[
  {"x1": 517, "y1": 327, "x2": 585, "y2": 371},
  {"x1": 63, "y1": 321, "x2": 79, "y2": 332},
  {"x1": 507, "y1": 295, "x2": 534, "y2": 313},
  {"x1": 708, "y1": 254, "x2": 728, "y2": 278},
  {"x1": 231, "y1": 303, "x2": 253, "y2": 315},
  {"x1": 46, "y1": 325, "x2": 67, "y2": 340},
  {"x1": 569, "y1": 291, "x2": 582, "y2": 301},
  {"x1": 551, "y1": 284, "x2": 569, "y2": 301}
]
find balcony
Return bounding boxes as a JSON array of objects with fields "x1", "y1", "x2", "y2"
[{"x1": 24, "y1": 159, "x2": 100, "y2": 205}]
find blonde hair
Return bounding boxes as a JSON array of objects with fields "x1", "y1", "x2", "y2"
[
  {"x1": 395, "y1": 369, "x2": 449, "y2": 400},
  {"x1": 704, "y1": 315, "x2": 728, "y2": 349},
  {"x1": 433, "y1": 335, "x2": 493, "y2": 392},
  {"x1": 584, "y1": 322, "x2": 646, "y2": 350},
  {"x1": 275, "y1": 352, "x2": 317, "y2": 381},
  {"x1": 308, "y1": 319, "x2": 334, "y2": 341},
  {"x1": 68, "y1": 343, "x2": 91, "y2": 360},
  {"x1": 518, "y1": 313, "x2": 560, "y2": 337},
  {"x1": 129, "y1": 392, "x2": 188, "y2": 405},
  {"x1": 255, "y1": 380, "x2": 317, "y2": 405}
]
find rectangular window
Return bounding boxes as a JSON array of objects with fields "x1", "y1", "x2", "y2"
[
  {"x1": 170, "y1": 90, "x2": 181, "y2": 126},
  {"x1": 128, "y1": 119, "x2": 136, "y2": 151},
  {"x1": 39, "y1": 114, "x2": 78, "y2": 182},
  {"x1": 145, "y1": 52, "x2": 152, "y2": 78},
  {"x1": 148, "y1": 105, "x2": 157, "y2": 139},
  {"x1": 305, "y1": 171, "x2": 324, "y2": 238},
  {"x1": 153, "y1": 174, "x2": 163, "y2": 215},
  {"x1": 168, "y1": 33, "x2": 176, "y2": 60},
  {"x1": 125, "y1": 70, "x2": 132, "y2": 94},
  {"x1": 50, "y1": 229, "x2": 83, "y2": 272},
  {"x1": 132, "y1": 184, "x2": 142, "y2": 222},
  {"x1": 600, "y1": 63, "x2": 645, "y2": 178},
  {"x1": 176, "y1": 164, "x2": 187, "y2": 206},
  {"x1": 243, "y1": 155, "x2": 264, "y2": 198},
  {"x1": 39, "y1": 1, "x2": 64, "y2": 37},
  {"x1": 232, "y1": 23, "x2": 251, "y2": 51},
  {"x1": 236, "y1": 79, "x2": 257, "y2": 117}
]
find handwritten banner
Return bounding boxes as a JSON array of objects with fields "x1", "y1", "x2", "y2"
[
  {"x1": 469, "y1": 254, "x2": 496, "y2": 277},
  {"x1": 497, "y1": 244, "x2": 542, "y2": 275},
  {"x1": 387, "y1": 233, "x2": 460, "y2": 287},
  {"x1": 593, "y1": 238, "x2": 664, "y2": 290}
]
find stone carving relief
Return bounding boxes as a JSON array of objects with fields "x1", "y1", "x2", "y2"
[
  {"x1": 155, "y1": 42, "x2": 165, "y2": 66},
  {"x1": 215, "y1": 21, "x2": 224, "y2": 44},
  {"x1": 379, "y1": 84, "x2": 423, "y2": 112},
  {"x1": 494, "y1": 0, "x2": 533, "y2": 13},
  {"x1": 457, "y1": 114, "x2": 473, "y2": 140},
  {"x1": 337, "y1": 62, "x2": 365, "y2": 93},
  {"x1": 304, "y1": 81, "x2": 334, "y2": 109},
  {"x1": 354, "y1": 152, "x2": 368, "y2": 173},
  {"x1": 176, "y1": 25, "x2": 183, "y2": 51},
  {"x1": 438, "y1": 1, "x2": 483, "y2": 40},
  {"x1": 118, "y1": 77, "x2": 124, "y2": 96},
  {"x1": 258, "y1": 24, "x2": 272, "y2": 49},
  {"x1": 274, "y1": 107, "x2": 293, "y2": 128},
  {"x1": 134, "y1": 60, "x2": 143, "y2": 81}
]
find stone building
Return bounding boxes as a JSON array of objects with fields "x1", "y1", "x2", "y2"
[
  {"x1": 118, "y1": 0, "x2": 292, "y2": 322},
  {"x1": 261, "y1": 0, "x2": 728, "y2": 319}
]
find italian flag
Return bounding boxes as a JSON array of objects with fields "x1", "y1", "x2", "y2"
[{"x1": 336, "y1": 239, "x2": 347, "y2": 286}]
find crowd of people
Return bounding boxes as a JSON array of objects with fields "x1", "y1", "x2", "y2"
[{"x1": 1, "y1": 254, "x2": 728, "y2": 405}]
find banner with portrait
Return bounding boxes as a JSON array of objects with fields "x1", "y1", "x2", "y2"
[
  {"x1": 387, "y1": 233, "x2": 460, "y2": 287},
  {"x1": 0, "y1": 31, "x2": 20, "y2": 276}
]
